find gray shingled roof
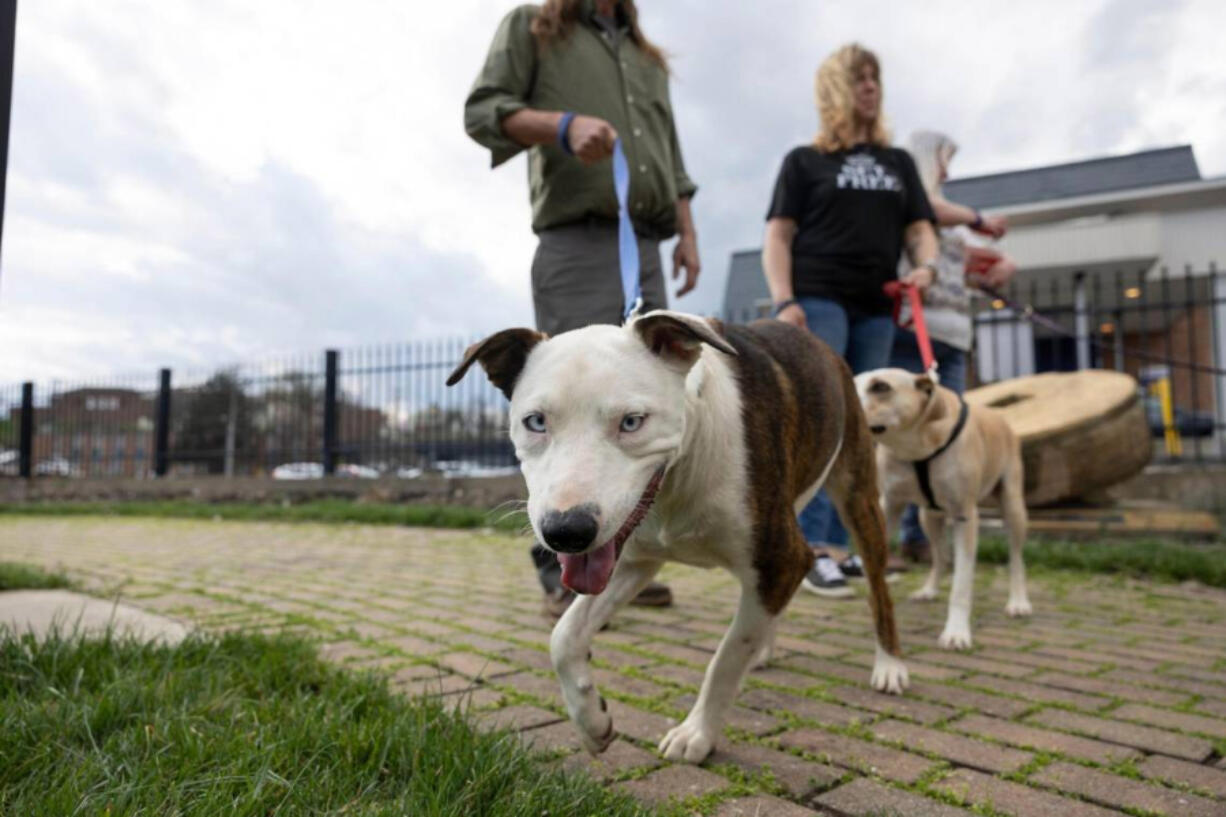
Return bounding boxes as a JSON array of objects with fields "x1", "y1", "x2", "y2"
[{"x1": 942, "y1": 145, "x2": 1200, "y2": 210}]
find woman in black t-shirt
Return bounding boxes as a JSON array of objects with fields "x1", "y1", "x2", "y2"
[{"x1": 761, "y1": 43, "x2": 940, "y2": 597}]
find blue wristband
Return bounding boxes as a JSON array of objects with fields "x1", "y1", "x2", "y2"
[{"x1": 557, "y1": 111, "x2": 576, "y2": 155}]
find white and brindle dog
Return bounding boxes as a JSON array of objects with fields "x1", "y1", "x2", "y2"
[
  {"x1": 855, "y1": 368, "x2": 1033, "y2": 651},
  {"x1": 447, "y1": 311, "x2": 908, "y2": 764}
]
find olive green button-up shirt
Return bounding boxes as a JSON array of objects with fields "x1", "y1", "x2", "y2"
[{"x1": 464, "y1": 2, "x2": 697, "y2": 238}]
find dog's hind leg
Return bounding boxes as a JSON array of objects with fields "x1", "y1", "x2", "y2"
[
  {"x1": 660, "y1": 574, "x2": 774, "y2": 763},
  {"x1": 550, "y1": 557, "x2": 661, "y2": 755},
  {"x1": 938, "y1": 503, "x2": 979, "y2": 650},
  {"x1": 827, "y1": 436, "x2": 908, "y2": 694},
  {"x1": 911, "y1": 509, "x2": 946, "y2": 602},
  {"x1": 1000, "y1": 456, "x2": 1032, "y2": 618}
]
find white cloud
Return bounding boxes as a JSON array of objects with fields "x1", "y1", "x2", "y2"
[{"x1": 2, "y1": 0, "x2": 1223, "y2": 383}]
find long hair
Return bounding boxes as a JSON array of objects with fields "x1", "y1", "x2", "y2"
[
  {"x1": 814, "y1": 43, "x2": 889, "y2": 152},
  {"x1": 531, "y1": 0, "x2": 668, "y2": 71},
  {"x1": 907, "y1": 130, "x2": 958, "y2": 199}
]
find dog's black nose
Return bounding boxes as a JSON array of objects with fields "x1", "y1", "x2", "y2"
[
  {"x1": 541, "y1": 507, "x2": 599, "y2": 553},
  {"x1": 870, "y1": 424, "x2": 887, "y2": 434}
]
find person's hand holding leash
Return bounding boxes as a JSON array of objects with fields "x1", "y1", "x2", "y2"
[
  {"x1": 566, "y1": 115, "x2": 618, "y2": 164},
  {"x1": 902, "y1": 262, "x2": 937, "y2": 292},
  {"x1": 672, "y1": 232, "x2": 700, "y2": 296},
  {"x1": 981, "y1": 257, "x2": 1017, "y2": 289}
]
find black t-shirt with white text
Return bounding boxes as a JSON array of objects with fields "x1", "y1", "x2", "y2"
[{"x1": 766, "y1": 144, "x2": 935, "y2": 315}]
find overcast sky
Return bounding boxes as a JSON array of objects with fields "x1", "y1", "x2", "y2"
[{"x1": 2, "y1": 0, "x2": 1223, "y2": 384}]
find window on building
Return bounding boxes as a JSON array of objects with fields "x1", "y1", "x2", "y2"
[{"x1": 85, "y1": 396, "x2": 120, "y2": 412}]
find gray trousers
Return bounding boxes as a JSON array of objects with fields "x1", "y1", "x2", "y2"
[
  {"x1": 531, "y1": 222, "x2": 668, "y2": 335},
  {"x1": 529, "y1": 221, "x2": 667, "y2": 586}
]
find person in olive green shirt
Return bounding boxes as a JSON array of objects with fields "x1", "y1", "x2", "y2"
[{"x1": 465, "y1": 0, "x2": 699, "y2": 615}]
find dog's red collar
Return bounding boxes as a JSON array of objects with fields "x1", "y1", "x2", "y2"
[{"x1": 608, "y1": 466, "x2": 666, "y2": 556}]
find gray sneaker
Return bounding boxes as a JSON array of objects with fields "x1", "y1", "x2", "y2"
[{"x1": 802, "y1": 554, "x2": 854, "y2": 599}]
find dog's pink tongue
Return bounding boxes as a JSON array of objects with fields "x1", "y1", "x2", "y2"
[{"x1": 558, "y1": 540, "x2": 617, "y2": 595}]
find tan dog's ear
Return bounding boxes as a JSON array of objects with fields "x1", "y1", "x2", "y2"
[
  {"x1": 446, "y1": 329, "x2": 546, "y2": 399},
  {"x1": 633, "y1": 311, "x2": 737, "y2": 368},
  {"x1": 914, "y1": 375, "x2": 936, "y2": 396}
]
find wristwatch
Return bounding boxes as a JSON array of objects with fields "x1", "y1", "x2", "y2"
[{"x1": 916, "y1": 262, "x2": 939, "y2": 278}]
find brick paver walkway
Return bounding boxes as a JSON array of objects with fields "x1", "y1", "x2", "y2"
[{"x1": 3, "y1": 517, "x2": 1226, "y2": 816}]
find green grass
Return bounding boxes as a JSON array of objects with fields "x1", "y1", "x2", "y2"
[
  {"x1": 0, "y1": 561, "x2": 74, "y2": 591},
  {"x1": 4, "y1": 499, "x2": 1223, "y2": 588},
  {"x1": 0, "y1": 498, "x2": 528, "y2": 533},
  {"x1": 978, "y1": 535, "x2": 1226, "y2": 588},
  {"x1": 0, "y1": 629, "x2": 656, "y2": 817}
]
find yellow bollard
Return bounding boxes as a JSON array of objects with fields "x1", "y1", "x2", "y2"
[{"x1": 1149, "y1": 377, "x2": 1182, "y2": 457}]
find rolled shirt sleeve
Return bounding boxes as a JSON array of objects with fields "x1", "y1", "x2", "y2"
[{"x1": 464, "y1": 5, "x2": 537, "y2": 168}]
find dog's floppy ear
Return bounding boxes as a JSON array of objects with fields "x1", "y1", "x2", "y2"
[
  {"x1": 633, "y1": 310, "x2": 737, "y2": 368},
  {"x1": 446, "y1": 328, "x2": 546, "y2": 399},
  {"x1": 914, "y1": 374, "x2": 936, "y2": 396}
]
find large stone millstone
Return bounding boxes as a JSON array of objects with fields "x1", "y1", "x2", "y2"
[{"x1": 965, "y1": 370, "x2": 1152, "y2": 507}]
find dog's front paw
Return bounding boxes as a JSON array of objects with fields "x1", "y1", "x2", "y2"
[
  {"x1": 870, "y1": 646, "x2": 909, "y2": 695},
  {"x1": 910, "y1": 586, "x2": 939, "y2": 602},
  {"x1": 574, "y1": 699, "x2": 617, "y2": 756},
  {"x1": 658, "y1": 718, "x2": 717, "y2": 764},
  {"x1": 1005, "y1": 597, "x2": 1033, "y2": 618},
  {"x1": 938, "y1": 624, "x2": 973, "y2": 651}
]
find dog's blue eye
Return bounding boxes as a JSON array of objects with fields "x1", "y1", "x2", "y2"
[
  {"x1": 523, "y1": 412, "x2": 547, "y2": 433},
  {"x1": 619, "y1": 414, "x2": 646, "y2": 433}
]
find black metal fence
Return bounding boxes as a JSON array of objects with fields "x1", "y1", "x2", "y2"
[
  {"x1": 2, "y1": 264, "x2": 1223, "y2": 480},
  {"x1": 969, "y1": 263, "x2": 1224, "y2": 463},
  {"x1": 0, "y1": 341, "x2": 515, "y2": 481}
]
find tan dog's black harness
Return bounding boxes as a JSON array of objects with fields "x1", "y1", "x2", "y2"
[{"x1": 908, "y1": 397, "x2": 970, "y2": 511}]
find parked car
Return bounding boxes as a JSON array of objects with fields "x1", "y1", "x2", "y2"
[
  {"x1": 34, "y1": 457, "x2": 81, "y2": 477},
  {"x1": 395, "y1": 466, "x2": 424, "y2": 479},
  {"x1": 1142, "y1": 396, "x2": 1216, "y2": 438},
  {"x1": 337, "y1": 463, "x2": 380, "y2": 479},
  {"x1": 432, "y1": 460, "x2": 520, "y2": 478},
  {"x1": 271, "y1": 462, "x2": 324, "y2": 480}
]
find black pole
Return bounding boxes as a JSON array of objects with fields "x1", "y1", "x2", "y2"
[
  {"x1": 17, "y1": 380, "x2": 31, "y2": 478},
  {"x1": 323, "y1": 349, "x2": 338, "y2": 475},
  {"x1": 0, "y1": 2, "x2": 16, "y2": 291},
  {"x1": 154, "y1": 368, "x2": 171, "y2": 477}
]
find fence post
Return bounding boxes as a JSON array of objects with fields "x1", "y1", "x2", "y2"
[
  {"x1": 1212, "y1": 263, "x2": 1225, "y2": 458},
  {"x1": 1073, "y1": 271, "x2": 1091, "y2": 370},
  {"x1": 18, "y1": 381, "x2": 32, "y2": 479},
  {"x1": 154, "y1": 368, "x2": 171, "y2": 477},
  {"x1": 323, "y1": 349, "x2": 338, "y2": 476}
]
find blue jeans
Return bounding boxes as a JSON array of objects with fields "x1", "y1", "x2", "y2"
[
  {"x1": 889, "y1": 329, "x2": 968, "y2": 543},
  {"x1": 796, "y1": 297, "x2": 896, "y2": 546}
]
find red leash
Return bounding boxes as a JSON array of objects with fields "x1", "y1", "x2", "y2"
[{"x1": 883, "y1": 281, "x2": 938, "y2": 379}]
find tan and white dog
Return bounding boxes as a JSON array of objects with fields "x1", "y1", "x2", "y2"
[
  {"x1": 448, "y1": 311, "x2": 908, "y2": 764},
  {"x1": 855, "y1": 368, "x2": 1032, "y2": 651}
]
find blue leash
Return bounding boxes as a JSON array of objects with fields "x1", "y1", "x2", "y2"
[
  {"x1": 557, "y1": 114, "x2": 641, "y2": 322},
  {"x1": 612, "y1": 138, "x2": 642, "y2": 322}
]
